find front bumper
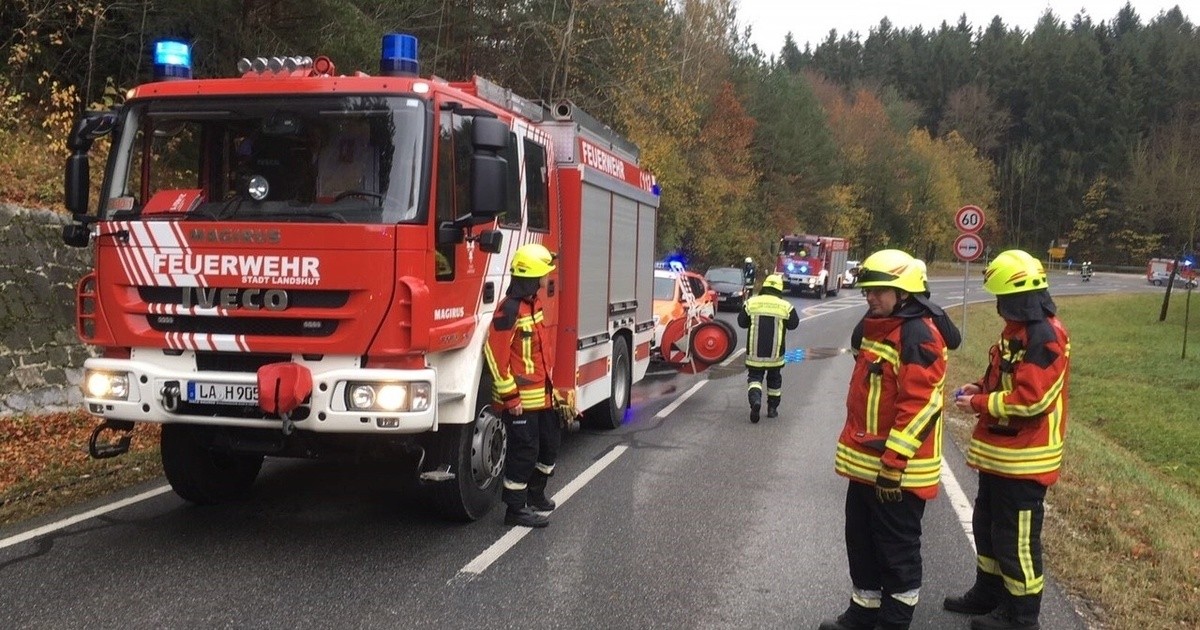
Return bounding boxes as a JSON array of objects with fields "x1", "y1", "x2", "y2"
[
  {"x1": 80, "y1": 352, "x2": 439, "y2": 434},
  {"x1": 784, "y1": 274, "x2": 820, "y2": 289}
]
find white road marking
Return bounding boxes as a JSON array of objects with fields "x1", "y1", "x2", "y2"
[
  {"x1": 456, "y1": 444, "x2": 630, "y2": 576},
  {"x1": 654, "y1": 380, "x2": 708, "y2": 419},
  {"x1": 0, "y1": 485, "x2": 173, "y2": 550},
  {"x1": 940, "y1": 459, "x2": 977, "y2": 552}
]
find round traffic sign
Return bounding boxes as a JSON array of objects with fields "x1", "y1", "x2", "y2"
[
  {"x1": 954, "y1": 233, "x2": 984, "y2": 262},
  {"x1": 955, "y1": 205, "x2": 985, "y2": 233}
]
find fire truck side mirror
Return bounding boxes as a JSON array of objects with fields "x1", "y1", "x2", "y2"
[
  {"x1": 64, "y1": 153, "x2": 90, "y2": 217},
  {"x1": 477, "y1": 229, "x2": 503, "y2": 254},
  {"x1": 468, "y1": 116, "x2": 509, "y2": 221},
  {"x1": 64, "y1": 110, "x2": 118, "y2": 218}
]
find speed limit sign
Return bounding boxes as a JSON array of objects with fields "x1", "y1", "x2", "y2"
[{"x1": 955, "y1": 205, "x2": 985, "y2": 233}]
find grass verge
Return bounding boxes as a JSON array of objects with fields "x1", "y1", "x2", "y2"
[{"x1": 944, "y1": 290, "x2": 1200, "y2": 630}]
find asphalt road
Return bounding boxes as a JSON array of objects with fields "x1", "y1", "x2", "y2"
[{"x1": 0, "y1": 269, "x2": 1157, "y2": 629}]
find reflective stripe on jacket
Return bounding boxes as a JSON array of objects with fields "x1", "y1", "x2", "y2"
[
  {"x1": 836, "y1": 313, "x2": 947, "y2": 500},
  {"x1": 484, "y1": 296, "x2": 553, "y2": 411},
  {"x1": 966, "y1": 316, "x2": 1070, "y2": 486},
  {"x1": 738, "y1": 293, "x2": 799, "y2": 368}
]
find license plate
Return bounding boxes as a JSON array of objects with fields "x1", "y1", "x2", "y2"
[{"x1": 186, "y1": 381, "x2": 259, "y2": 406}]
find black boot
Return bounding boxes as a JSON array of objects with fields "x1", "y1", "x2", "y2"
[
  {"x1": 528, "y1": 470, "x2": 556, "y2": 512},
  {"x1": 945, "y1": 570, "x2": 1003, "y2": 615},
  {"x1": 504, "y1": 506, "x2": 549, "y2": 528},
  {"x1": 969, "y1": 595, "x2": 1040, "y2": 630},
  {"x1": 748, "y1": 389, "x2": 762, "y2": 423},
  {"x1": 502, "y1": 488, "x2": 549, "y2": 527},
  {"x1": 750, "y1": 404, "x2": 761, "y2": 423},
  {"x1": 767, "y1": 405, "x2": 779, "y2": 418},
  {"x1": 817, "y1": 602, "x2": 876, "y2": 630}
]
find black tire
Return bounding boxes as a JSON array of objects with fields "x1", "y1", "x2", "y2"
[
  {"x1": 160, "y1": 424, "x2": 263, "y2": 505},
  {"x1": 815, "y1": 283, "x2": 826, "y2": 300},
  {"x1": 583, "y1": 336, "x2": 632, "y2": 430},
  {"x1": 430, "y1": 372, "x2": 505, "y2": 521}
]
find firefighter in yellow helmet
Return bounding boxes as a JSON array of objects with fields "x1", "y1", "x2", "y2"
[
  {"x1": 944, "y1": 249, "x2": 1069, "y2": 630},
  {"x1": 484, "y1": 243, "x2": 559, "y2": 528},
  {"x1": 821, "y1": 249, "x2": 948, "y2": 630},
  {"x1": 736, "y1": 273, "x2": 798, "y2": 423}
]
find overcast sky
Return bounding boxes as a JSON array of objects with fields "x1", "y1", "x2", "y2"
[{"x1": 737, "y1": 1, "x2": 1199, "y2": 54}]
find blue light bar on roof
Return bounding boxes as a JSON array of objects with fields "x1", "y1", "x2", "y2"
[
  {"x1": 380, "y1": 33, "x2": 419, "y2": 77},
  {"x1": 153, "y1": 40, "x2": 192, "y2": 81}
]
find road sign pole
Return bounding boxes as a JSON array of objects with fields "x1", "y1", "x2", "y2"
[{"x1": 962, "y1": 259, "x2": 969, "y2": 345}]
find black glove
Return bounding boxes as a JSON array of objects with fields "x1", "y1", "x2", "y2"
[{"x1": 875, "y1": 465, "x2": 904, "y2": 503}]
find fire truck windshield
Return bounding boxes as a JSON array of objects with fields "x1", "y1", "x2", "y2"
[
  {"x1": 781, "y1": 240, "x2": 819, "y2": 257},
  {"x1": 100, "y1": 95, "x2": 427, "y2": 224}
]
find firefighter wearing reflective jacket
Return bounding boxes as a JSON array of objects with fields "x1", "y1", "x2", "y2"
[
  {"x1": 737, "y1": 274, "x2": 798, "y2": 423},
  {"x1": 484, "y1": 243, "x2": 559, "y2": 529},
  {"x1": 821, "y1": 249, "x2": 947, "y2": 630},
  {"x1": 943, "y1": 250, "x2": 1070, "y2": 630}
]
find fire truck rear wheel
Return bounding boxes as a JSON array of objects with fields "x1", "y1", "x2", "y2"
[
  {"x1": 160, "y1": 424, "x2": 263, "y2": 505},
  {"x1": 430, "y1": 372, "x2": 504, "y2": 521},
  {"x1": 583, "y1": 336, "x2": 631, "y2": 430}
]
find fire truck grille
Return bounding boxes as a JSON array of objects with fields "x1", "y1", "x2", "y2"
[
  {"x1": 195, "y1": 352, "x2": 293, "y2": 372},
  {"x1": 137, "y1": 287, "x2": 351, "y2": 308},
  {"x1": 146, "y1": 315, "x2": 339, "y2": 337}
]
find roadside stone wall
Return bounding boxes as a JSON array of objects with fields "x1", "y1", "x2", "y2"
[{"x1": 0, "y1": 203, "x2": 95, "y2": 415}]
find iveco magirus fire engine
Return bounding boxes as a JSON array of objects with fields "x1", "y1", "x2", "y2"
[
  {"x1": 60, "y1": 35, "x2": 672, "y2": 520},
  {"x1": 775, "y1": 233, "x2": 850, "y2": 299}
]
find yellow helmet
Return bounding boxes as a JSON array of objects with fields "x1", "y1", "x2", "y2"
[
  {"x1": 912, "y1": 258, "x2": 930, "y2": 293},
  {"x1": 856, "y1": 249, "x2": 924, "y2": 294},
  {"x1": 762, "y1": 273, "x2": 784, "y2": 292},
  {"x1": 511, "y1": 243, "x2": 556, "y2": 278},
  {"x1": 983, "y1": 249, "x2": 1047, "y2": 295}
]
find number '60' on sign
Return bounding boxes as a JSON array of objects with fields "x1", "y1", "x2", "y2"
[{"x1": 955, "y1": 205, "x2": 985, "y2": 233}]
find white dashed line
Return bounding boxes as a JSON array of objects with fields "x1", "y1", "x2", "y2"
[
  {"x1": 940, "y1": 457, "x2": 977, "y2": 552},
  {"x1": 0, "y1": 485, "x2": 173, "y2": 550},
  {"x1": 456, "y1": 444, "x2": 629, "y2": 576}
]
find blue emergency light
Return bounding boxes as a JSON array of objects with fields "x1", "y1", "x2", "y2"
[
  {"x1": 153, "y1": 40, "x2": 192, "y2": 81},
  {"x1": 380, "y1": 33, "x2": 419, "y2": 76}
]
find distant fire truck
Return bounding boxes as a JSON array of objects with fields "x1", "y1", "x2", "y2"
[
  {"x1": 775, "y1": 234, "x2": 850, "y2": 298},
  {"x1": 59, "y1": 35, "x2": 678, "y2": 520}
]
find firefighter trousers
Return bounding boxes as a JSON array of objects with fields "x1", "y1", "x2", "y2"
[
  {"x1": 843, "y1": 480, "x2": 927, "y2": 630},
  {"x1": 746, "y1": 365, "x2": 782, "y2": 410},
  {"x1": 501, "y1": 408, "x2": 560, "y2": 509},
  {"x1": 972, "y1": 472, "x2": 1047, "y2": 624}
]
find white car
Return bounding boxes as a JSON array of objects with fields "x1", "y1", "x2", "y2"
[{"x1": 843, "y1": 260, "x2": 861, "y2": 288}]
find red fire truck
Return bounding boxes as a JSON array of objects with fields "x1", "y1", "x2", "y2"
[
  {"x1": 775, "y1": 234, "x2": 850, "y2": 298},
  {"x1": 59, "y1": 35, "x2": 673, "y2": 520}
]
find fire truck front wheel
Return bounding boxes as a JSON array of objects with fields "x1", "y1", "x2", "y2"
[
  {"x1": 429, "y1": 373, "x2": 505, "y2": 521},
  {"x1": 583, "y1": 336, "x2": 631, "y2": 430},
  {"x1": 160, "y1": 424, "x2": 264, "y2": 505}
]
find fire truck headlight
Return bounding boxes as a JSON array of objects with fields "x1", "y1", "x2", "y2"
[
  {"x1": 85, "y1": 371, "x2": 129, "y2": 400},
  {"x1": 410, "y1": 382, "x2": 431, "y2": 412},
  {"x1": 376, "y1": 384, "x2": 407, "y2": 412},
  {"x1": 347, "y1": 381, "x2": 432, "y2": 411},
  {"x1": 349, "y1": 384, "x2": 376, "y2": 410}
]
